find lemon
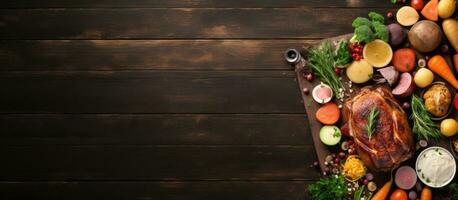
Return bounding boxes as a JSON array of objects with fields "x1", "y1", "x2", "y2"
[
  {"x1": 346, "y1": 60, "x2": 373, "y2": 83},
  {"x1": 363, "y1": 39, "x2": 393, "y2": 68},
  {"x1": 440, "y1": 118, "x2": 458, "y2": 137}
]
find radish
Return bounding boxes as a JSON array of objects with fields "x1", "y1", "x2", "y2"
[{"x1": 395, "y1": 166, "x2": 417, "y2": 190}]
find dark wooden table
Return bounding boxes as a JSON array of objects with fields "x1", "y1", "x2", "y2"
[{"x1": 0, "y1": 1, "x2": 397, "y2": 199}]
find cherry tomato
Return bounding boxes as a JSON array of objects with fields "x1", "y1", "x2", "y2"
[
  {"x1": 411, "y1": 0, "x2": 424, "y2": 10},
  {"x1": 390, "y1": 189, "x2": 408, "y2": 200}
]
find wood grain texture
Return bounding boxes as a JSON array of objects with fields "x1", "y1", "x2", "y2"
[
  {"x1": 0, "y1": 181, "x2": 312, "y2": 200},
  {"x1": 0, "y1": 114, "x2": 311, "y2": 145},
  {"x1": 0, "y1": 0, "x2": 394, "y2": 8},
  {"x1": 0, "y1": 40, "x2": 313, "y2": 71},
  {"x1": 0, "y1": 71, "x2": 303, "y2": 114},
  {"x1": 0, "y1": 145, "x2": 320, "y2": 181},
  {"x1": 0, "y1": 8, "x2": 393, "y2": 39}
]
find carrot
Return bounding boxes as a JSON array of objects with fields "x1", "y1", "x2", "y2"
[
  {"x1": 421, "y1": 0, "x2": 438, "y2": 21},
  {"x1": 454, "y1": 54, "x2": 458, "y2": 74},
  {"x1": 420, "y1": 187, "x2": 432, "y2": 200},
  {"x1": 371, "y1": 180, "x2": 392, "y2": 200},
  {"x1": 428, "y1": 55, "x2": 458, "y2": 89},
  {"x1": 315, "y1": 102, "x2": 340, "y2": 125}
]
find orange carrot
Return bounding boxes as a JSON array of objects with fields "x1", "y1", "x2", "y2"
[
  {"x1": 420, "y1": 187, "x2": 432, "y2": 200},
  {"x1": 371, "y1": 180, "x2": 392, "y2": 200},
  {"x1": 421, "y1": 0, "x2": 438, "y2": 21},
  {"x1": 428, "y1": 55, "x2": 458, "y2": 89},
  {"x1": 454, "y1": 54, "x2": 458, "y2": 74},
  {"x1": 315, "y1": 102, "x2": 340, "y2": 125}
]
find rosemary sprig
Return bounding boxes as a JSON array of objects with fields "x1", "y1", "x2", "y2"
[
  {"x1": 366, "y1": 108, "x2": 379, "y2": 140},
  {"x1": 307, "y1": 41, "x2": 345, "y2": 99},
  {"x1": 411, "y1": 95, "x2": 441, "y2": 140}
]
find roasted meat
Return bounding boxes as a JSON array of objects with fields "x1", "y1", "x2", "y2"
[{"x1": 342, "y1": 86, "x2": 415, "y2": 171}]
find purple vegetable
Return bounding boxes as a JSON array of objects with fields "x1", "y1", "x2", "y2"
[
  {"x1": 388, "y1": 23, "x2": 407, "y2": 46},
  {"x1": 408, "y1": 191, "x2": 417, "y2": 200}
]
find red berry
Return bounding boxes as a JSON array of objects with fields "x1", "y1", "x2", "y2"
[
  {"x1": 363, "y1": 179, "x2": 369, "y2": 185},
  {"x1": 334, "y1": 68, "x2": 343, "y2": 74},
  {"x1": 338, "y1": 152, "x2": 346, "y2": 158},
  {"x1": 334, "y1": 158, "x2": 340, "y2": 164},
  {"x1": 303, "y1": 87, "x2": 309, "y2": 94},
  {"x1": 306, "y1": 73, "x2": 314, "y2": 81},
  {"x1": 387, "y1": 11, "x2": 393, "y2": 18}
]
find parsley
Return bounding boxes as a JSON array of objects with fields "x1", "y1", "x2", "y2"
[{"x1": 308, "y1": 175, "x2": 348, "y2": 200}]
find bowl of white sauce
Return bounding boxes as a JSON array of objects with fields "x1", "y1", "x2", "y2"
[{"x1": 415, "y1": 146, "x2": 456, "y2": 188}]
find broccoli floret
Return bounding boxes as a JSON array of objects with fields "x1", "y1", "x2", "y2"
[
  {"x1": 368, "y1": 12, "x2": 385, "y2": 23},
  {"x1": 350, "y1": 25, "x2": 374, "y2": 44},
  {"x1": 352, "y1": 17, "x2": 372, "y2": 28},
  {"x1": 372, "y1": 21, "x2": 389, "y2": 42}
]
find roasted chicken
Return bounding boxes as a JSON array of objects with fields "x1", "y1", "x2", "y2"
[{"x1": 342, "y1": 86, "x2": 415, "y2": 171}]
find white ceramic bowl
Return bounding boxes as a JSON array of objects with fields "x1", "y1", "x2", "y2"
[{"x1": 415, "y1": 146, "x2": 456, "y2": 188}]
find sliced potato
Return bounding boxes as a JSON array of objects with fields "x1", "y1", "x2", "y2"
[
  {"x1": 346, "y1": 60, "x2": 374, "y2": 83},
  {"x1": 397, "y1": 6, "x2": 420, "y2": 26}
]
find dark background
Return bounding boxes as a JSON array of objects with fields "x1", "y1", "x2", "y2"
[{"x1": 0, "y1": 1, "x2": 396, "y2": 199}]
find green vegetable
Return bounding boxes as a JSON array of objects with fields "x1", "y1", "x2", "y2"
[
  {"x1": 369, "y1": 12, "x2": 385, "y2": 23},
  {"x1": 365, "y1": 108, "x2": 379, "y2": 140},
  {"x1": 334, "y1": 40, "x2": 351, "y2": 67},
  {"x1": 391, "y1": 0, "x2": 397, "y2": 4},
  {"x1": 372, "y1": 21, "x2": 389, "y2": 42},
  {"x1": 351, "y1": 25, "x2": 375, "y2": 44},
  {"x1": 307, "y1": 42, "x2": 345, "y2": 99},
  {"x1": 354, "y1": 186, "x2": 372, "y2": 200},
  {"x1": 410, "y1": 95, "x2": 441, "y2": 140},
  {"x1": 352, "y1": 17, "x2": 372, "y2": 28},
  {"x1": 350, "y1": 12, "x2": 388, "y2": 43},
  {"x1": 308, "y1": 175, "x2": 348, "y2": 200}
]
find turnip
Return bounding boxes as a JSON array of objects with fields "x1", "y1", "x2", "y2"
[{"x1": 388, "y1": 23, "x2": 406, "y2": 46}]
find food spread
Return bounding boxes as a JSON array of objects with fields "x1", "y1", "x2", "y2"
[{"x1": 286, "y1": 1, "x2": 458, "y2": 199}]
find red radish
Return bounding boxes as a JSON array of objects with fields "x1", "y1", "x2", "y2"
[
  {"x1": 393, "y1": 48, "x2": 416, "y2": 72},
  {"x1": 454, "y1": 94, "x2": 458, "y2": 110},
  {"x1": 392, "y1": 73, "x2": 416, "y2": 97},
  {"x1": 395, "y1": 166, "x2": 417, "y2": 190}
]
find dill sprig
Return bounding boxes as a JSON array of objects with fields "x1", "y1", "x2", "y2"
[
  {"x1": 307, "y1": 41, "x2": 345, "y2": 99},
  {"x1": 411, "y1": 95, "x2": 441, "y2": 140},
  {"x1": 366, "y1": 108, "x2": 379, "y2": 140}
]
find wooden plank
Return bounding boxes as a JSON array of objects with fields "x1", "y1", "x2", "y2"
[
  {"x1": 0, "y1": 0, "x2": 394, "y2": 8},
  {"x1": 0, "y1": 71, "x2": 303, "y2": 114},
  {"x1": 0, "y1": 145, "x2": 320, "y2": 180},
  {"x1": 0, "y1": 8, "x2": 394, "y2": 39},
  {"x1": 0, "y1": 114, "x2": 312, "y2": 145},
  {"x1": 0, "y1": 181, "x2": 312, "y2": 200},
  {"x1": 0, "y1": 40, "x2": 313, "y2": 71}
]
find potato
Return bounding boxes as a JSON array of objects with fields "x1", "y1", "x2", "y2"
[
  {"x1": 443, "y1": 19, "x2": 458, "y2": 53},
  {"x1": 346, "y1": 60, "x2": 373, "y2": 83},
  {"x1": 414, "y1": 68, "x2": 434, "y2": 88},
  {"x1": 438, "y1": 0, "x2": 456, "y2": 19},
  {"x1": 408, "y1": 20, "x2": 442, "y2": 52}
]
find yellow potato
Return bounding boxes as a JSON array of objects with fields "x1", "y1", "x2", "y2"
[
  {"x1": 346, "y1": 60, "x2": 373, "y2": 84},
  {"x1": 440, "y1": 118, "x2": 458, "y2": 137},
  {"x1": 438, "y1": 0, "x2": 456, "y2": 19},
  {"x1": 414, "y1": 68, "x2": 434, "y2": 88}
]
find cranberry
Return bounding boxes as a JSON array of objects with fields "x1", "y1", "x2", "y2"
[
  {"x1": 303, "y1": 87, "x2": 309, "y2": 94},
  {"x1": 305, "y1": 73, "x2": 314, "y2": 81},
  {"x1": 334, "y1": 68, "x2": 343, "y2": 74},
  {"x1": 363, "y1": 179, "x2": 369, "y2": 185},
  {"x1": 402, "y1": 102, "x2": 411, "y2": 110},
  {"x1": 338, "y1": 152, "x2": 346, "y2": 158},
  {"x1": 441, "y1": 44, "x2": 449, "y2": 53},
  {"x1": 334, "y1": 158, "x2": 340, "y2": 164},
  {"x1": 387, "y1": 11, "x2": 394, "y2": 18}
]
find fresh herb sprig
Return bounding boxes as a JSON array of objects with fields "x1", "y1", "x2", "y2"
[
  {"x1": 366, "y1": 108, "x2": 379, "y2": 140},
  {"x1": 308, "y1": 42, "x2": 345, "y2": 99},
  {"x1": 411, "y1": 95, "x2": 441, "y2": 140},
  {"x1": 334, "y1": 40, "x2": 351, "y2": 67},
  {"x1": 308, "y1": 175, "x2": 348, "y2": 200}
]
